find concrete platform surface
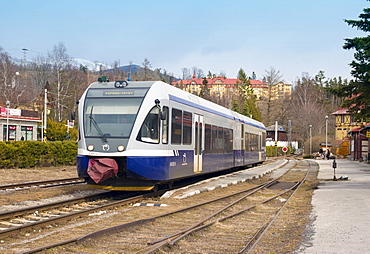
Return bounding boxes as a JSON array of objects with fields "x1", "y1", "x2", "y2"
[
  {"x1": 161, "y1": 159, "x2": 289, "y2": 199},
  {"x1": 299, "y1": 159, "x2": 370, "y2": 254}
]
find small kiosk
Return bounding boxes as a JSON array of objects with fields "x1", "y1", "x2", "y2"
[{"x1": 0, "y1": 107, "x2": 41, "y2": 141}]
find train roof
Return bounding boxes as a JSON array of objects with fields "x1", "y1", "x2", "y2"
[{"x1": 86, "y1": 80, "x2": 265, "y2": 130}]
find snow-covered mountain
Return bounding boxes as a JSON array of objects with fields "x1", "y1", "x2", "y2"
[
  {"x1": 11, "y1": 56, "x2": 111, "y2": 72},
  {"x1": 72, "y1": 58, "x2": 112, "y2": 72}
]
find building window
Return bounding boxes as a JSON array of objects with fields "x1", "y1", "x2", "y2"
[{"x1": 21, "y1": 126, "x2": 33, "y2": 140}]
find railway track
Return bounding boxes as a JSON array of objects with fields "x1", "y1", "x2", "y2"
[
  {"x1": 20, "y1": 159, "x2": 317, "y2": 254},
  {"x1": 0, "y1": 189, "x2": 161, "y2": 240},
  {"x1": 0, "y1": 177, "x2": 84, "y2": 191}
]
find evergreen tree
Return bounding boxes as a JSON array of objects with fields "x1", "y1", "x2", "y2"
[
  {"x1": 333, "y1": 4, "x2": 370, "y2": 121},
  {"x1": 236, "y1": 68, "x2": 261, "y2": 120},
  {"x1": 232, "y1": 99, "x2": 240, "y2": 113},
  {"x1": 199, "y1": 77, "x2": 210, "y2": 99}
]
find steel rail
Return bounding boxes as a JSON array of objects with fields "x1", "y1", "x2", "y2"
[
  {"x1": 0, "y1": 191, "x2": 163, "y2": 239},
  {"x1": 17, "y1": 159, "x2": 302, "y2": 253},
  {"x1": 0, "y1": 177, "x2": 84, "y2": 191},
  {"x1": 239, "y1": 161, "x2": 313, "y2": 253},
  {"x1": 140, "y1": 181, "x2": 302, "y2": 254},
  {"x1": 18, "y1": 190, "x2": 167, "y2": 254}
]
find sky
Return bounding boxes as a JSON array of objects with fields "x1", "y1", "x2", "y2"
[{"x1": 1, "y1": 0, "x2": 368, "y2": 83}]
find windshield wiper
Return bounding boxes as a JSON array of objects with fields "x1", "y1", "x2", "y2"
[{"x1": 89, "y1": 106, "x2": 108, "y2": 142}]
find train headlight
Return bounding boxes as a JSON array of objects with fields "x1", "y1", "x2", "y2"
[
  {"x1": 87, "y1": 144, "x2": 94, "y2": 151},
  {"x1": 117, "y1": 145, "x2": 125, "y2": 152},
  {"x1": 114, "y1": 81, "x2": 128, "y2": 88}
]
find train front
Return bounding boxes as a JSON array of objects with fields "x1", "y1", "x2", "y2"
[{"x1": 76, "y1": 80, "x2": 160, "y2": 191}]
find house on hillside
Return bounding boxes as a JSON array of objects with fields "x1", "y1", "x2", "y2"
[{"x1": 172, "y1": 77, "x2": 292, "y2": 101}]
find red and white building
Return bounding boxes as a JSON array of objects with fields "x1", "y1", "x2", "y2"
[{"x1": 0, "y1": 107, "x2": 41, "y2": 141}]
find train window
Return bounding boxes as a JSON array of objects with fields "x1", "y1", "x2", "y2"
[
  {"x1": 183, "y1": 111, "x2": 192, "y2": 145},
  {"x1": 171, "y1": 108, "x2": 182, "y2": 144},
  {"x1": 84, "y1": 97, "x2": 142, "y2": 138},
  {"x1": 212, "y1": 125, "x2": 217, "y2": 154},
  {"x1": 226, "y1": 129, "x2": 233, "y2": 153},
  {"x1": 241, "y1": 125, "x2": 244, "y2": 153},
  {"x1": 137, "y1": 106, "x2": 160, "y2": 144},
  {"x1": 261, "y1": 132, "x2": 266, "y2": 150},
  {"x1": 217, "y1": 127, "x2": 224, "y2": 154},
  {"x1": 195, "y1": 122, "x2": 198, "y2": 155},
  {"x1": 162, "y1": 106, "x2": 169, "y2": 144},
  {"x1": 245, "y1": 132, "x2": 250, "y2": 152},
  {"x1": 205, "y1": 124, "x2": 212, "y2": 154},
  {"x1": 199, "y1": 122, "x2": 203, "y2": 152},
  {"x1": 247, "y1": 133, "x2": 258, "y2": 152}
]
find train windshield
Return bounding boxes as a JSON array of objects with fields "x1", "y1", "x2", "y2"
[{"x1": 83, "y1": 97, "x2": 143, "y2": 138}]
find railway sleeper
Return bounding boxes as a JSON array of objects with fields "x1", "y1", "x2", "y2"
[
  {"x1": 12, "y1": 218, "x2": 37, "y2": 224},
  {"x1": 0, "y1": 221, "x2": 22, "y2": 227},
  {"x1": 25, "y1": 215, "x2": 44, "y2": 221},
  {"x1": 37, "y1": 212, "x2": 59, "y2": 217},
  {"x1": 48, "y1": 210, "x2": 70, "y2": 215}
]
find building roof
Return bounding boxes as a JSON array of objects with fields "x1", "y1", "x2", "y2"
[
  {"x1": 172, "y1": 77, "x2": 266, "y2": 86},
  {"x1": 348, "y1": 127, "x2": 362, "y2": 133},
  {"x1": 331, "y1": 108, "x2": 350, "y2": 115}
]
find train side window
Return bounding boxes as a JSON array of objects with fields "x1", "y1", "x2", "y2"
[
  {"x1": 137, "y1": 106, "x2": 159, "y2": 143},
  {"x1": 162, "y1": 106, "x2": 169, "y2": 144},
  {"x1": 250, "y1": 134, "x2": 258, "y2": 151},
  {"x1": 183, "y1": 111, "x2": 192, "y2": 145},
  {"x1": 205, "y1": 124, "x2": 211, "y2": 154},
  {"x1": 195, "y1": 121, "x2": 198, "y2": 155},
  {"x1": 261, "y1": 132, "x2": 266, "y2": 149},
  {"x1": 245, "y1": 132, "x2": 250, "y2": 152},
  {"x1": 241, "y1": 124, "x2": 244, "y2": 153},
  {"x1": 217, "y1": 126, "x2": 224, "y2": 154},
  {"x1": 212, "y1": 125, "x2": 217, "y2": 154},
  {"x1": 227, "y1": 129, "x2": 233, "y2": 153},
  {"x1": 199, "y1": 122, "x2": 203, "y2": 152},
  {"x1": 171, "y1": 108, "x2": 182, "y2": 144},
  {"x1": 224, "y1": 128, "x2": 229, "y2": 153}
]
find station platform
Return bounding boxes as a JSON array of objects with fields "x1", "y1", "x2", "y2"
[
  {"x1": 161, "y1": 159, "x2": 290, "y2": 199},
  {"x1": 300, "y1": 159, "x2": 370, "y2": 254}
]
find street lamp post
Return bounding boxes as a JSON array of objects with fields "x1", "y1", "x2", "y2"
[
  {"x1": 309, "y1": 124, "x2": 312, "y2": 154},
  {"x1": 6, "y1": 100, "x2": 10, "y2": 142},
  {"x1": 325, "y1": 116, "x2": 328, "y2": 151},
  {"x1": 43, "y1": 88, "x2": 47, "y2": 142}
]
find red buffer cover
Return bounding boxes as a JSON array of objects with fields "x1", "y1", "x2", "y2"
[{"x1": 87, "y1": 158, "x2": 118, "y2": 183}]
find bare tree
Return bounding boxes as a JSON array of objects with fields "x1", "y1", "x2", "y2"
[
  {"x1": 29, "y1": 54, "x2": 52, "y2": 93},
  {"x1": 0, "y1": 48, "x2": 31, "y2": 108},
  {"x1": 142, "y1": 58, "x2": 152, "y2": 80},
  {"x1": 191, "y1": 66, "x2": 204, "y2": 79},
  {"x1": 48, "y1": 42, "x2": 72, "y2": 122},
  {"x1": 290, "y1": 73, "x2": 328, "y2": 147},
  {"x1": 261, "y1": 67, "x2": 283, "y2": 123},
  {"x1": 181, "y1": 67, "x2": 191, "y2": 80},
  {"x1": 219, "y1": 70, "x2": 227, "y2": 78},
  {"x1": 0, "y1": 48, "x2": 17, "y2": 104}
]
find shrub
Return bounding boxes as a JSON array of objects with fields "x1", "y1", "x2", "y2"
[
  {"x1": 0, "y1": 141, "x2": 77, "y2": 168},
  {"x1": 303, "y1": 154, "x2": 314, "y2": 159}
]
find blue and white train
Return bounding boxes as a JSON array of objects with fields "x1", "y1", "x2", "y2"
[{"x1": 76, "y1": 80, "x2": 266, "y2": 191}]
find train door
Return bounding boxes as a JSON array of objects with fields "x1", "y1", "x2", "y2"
[{"x1": 194, "y1": 114, "x2": 203, "y2": 173}]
